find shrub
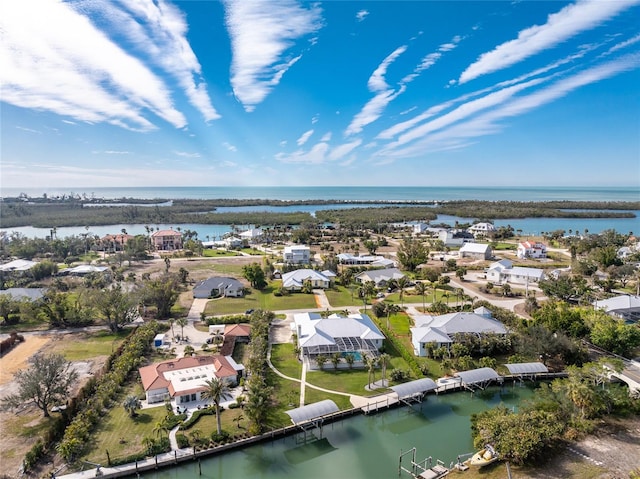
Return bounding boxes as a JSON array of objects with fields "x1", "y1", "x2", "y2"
[
  {"x1": 211, "y1": 431, "x2": 230, "y2": 443},
  {"x1": 390, "y1": 369, "x2": 410, "y2": 382},
  {"x1": 175, "y1": 433, "x2": 190, "y2": 449}
]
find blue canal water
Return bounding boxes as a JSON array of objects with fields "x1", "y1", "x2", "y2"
[{"x1": 136, "y1": 384, "x2": 536, "y2": 479}]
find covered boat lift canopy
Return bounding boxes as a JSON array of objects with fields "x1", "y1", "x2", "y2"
[
  {"x1": 286, "y1": 399, "x2": 339, "y2": 427},
  {"x1": 390, "y1": 378, "x2": 438, "y2": 405},
  {"x1": 456, "y1": 367, "x2": 502, "y2": 391},
  {"x1": 505, "y1": 362, "x2": 548, "y2": 382}
]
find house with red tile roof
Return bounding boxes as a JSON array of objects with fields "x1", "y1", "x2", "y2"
[
  {"x1": 151, "y1": 229, "x2": 183, "y2": 251},
  {"x1": 138, "y1": 354, "x2": 244, "y2": 405},
  {"x1": 517, "y1": 241, "x2": 547, "y2": 259}
]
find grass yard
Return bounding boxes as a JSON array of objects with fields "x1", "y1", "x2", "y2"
[
  {"x1": 81, "y1": 392, "x2": 170, "y2": 465},
  {"x1": 324, "y1": 286, "x2": 359, "y2": 308},
  {"x1": 304, "y1": 387, "x2": 353, "y2": 410},
  {"x1": 180, "y1": 407, "x2": 247, "y2": 439},
  {"x1": 269, "y1": 370, "x2": 302, "y2": 428},
  {"x1": 205, "y1": 286, "x2": 317, "y2": 315},
  {"x1": 48, "y1": 329, "x2": 130, "y2": 361},
  {"x1": 270, "y1": 343, "x2": 302, "y2": 379},
  {"x1": 304, "y1": 369, "x2": 385, "y2": 396},
  {"x1": 202, "y1": 249, "x2": 241, "y2": 258}
]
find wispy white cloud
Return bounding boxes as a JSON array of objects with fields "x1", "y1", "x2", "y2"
[
  {"x1": 91, "y1": 150, "x2": 130, "y2": 155},
  {"x1": 223, "y1": 142, "x2": 238, "y2": 152},
  {"x1": 16, "y1": 126, "x2": 41, "y2": 134},
  {"x1": 356, "y1": 10, "x2": 369, "y2": 22},
  {"x1": 173, "y1": 151, "x2": 201, "y2": 158},
  {"x1": 600, "y1": 33, "x2": 640, "y2": 57},
  {"x1": 368, "y1": 46, "x2": 407, "y2": 92},
  {"x1": 80, "y1": 0, "x2": 220, "y2": 122},
  {"x1": 275, "y1": 140, "x2": 330, "y2": 164},
  {"x1": 345, "y1": 87, "x2": 406, "y2": 136},
  {"x1": 459, "y1": 0, "x2": 639, "y2": 84},
  {"x1": 328, "y1": 139, "x2": 362, "y2": 161},
  {"x1": 297, "y1": 129, "x2": 314, "y2": 146},
  {"x1": 225, "y1": 0, "x2": 323, "y2": 111},
  {"x1": 383, "y1": 53, "x2": 640, "y2": 159},
  {"x1": 0, "y1": 0, "x2": 186, "y2": 131}
]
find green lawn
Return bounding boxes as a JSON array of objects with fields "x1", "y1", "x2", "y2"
[
  {"x1": 304, "y1": 387, "x2": 352, "y2": 410},
  {"x1": 204, "y1": 286, "x2": 317, "y2": 315},
  {"x1": 304, "y1": 369, "x2": 385, "y2": 396},
  {"x1": 270, "y1": 343, "x2": 302, "y2": 379},
  {"x1": 324, "y1": 286, "x2": 360, "y2": 308},
  {"x1": 82, "y1": 388, "x2": 169, "y2": 465},
  {"x1": 48, "y1": 329, "x2": 130, "y2": 361},
  {"x1": 202, "y1": 249, "x2": 241, "y2": 258}
]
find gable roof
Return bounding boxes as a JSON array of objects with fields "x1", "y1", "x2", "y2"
[
  {"x1": 224, "y1": 323, "x2": 251, "y2": 338},
  {"x1": 595, "y1": 295, "x2": 640, "y2": 313},
  {"x1": 282, "y1": 269, "x2": 331, "y2": 288},
  {"x1": 412, "y1": 312, "x2": 506, "y2": 336},
  {"x1": 459, "y1": 243, "x2": 491, "y2": 253},
  {"x1": 0, "y1": 259, "x2": 38, "y2": 271},
  {"x1": 355, "y1": 267, "x2": 405, "y2": 284},
  {"x1": 193, "y1": 276, "x2": 244, "y2": 298}
]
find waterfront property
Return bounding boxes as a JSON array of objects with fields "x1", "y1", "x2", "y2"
[
  {"x1": 293, "y1": 312, "x2": 385, "y2": 369},
  {"x1": 411, "y1": 308, "x2": 507, "y2": 356},
  {"x1": 139, "y1": 355, "x2": 244, "y2": 406},
  {"x1": 467, "y1": 222, "x2": 496, "y2": 237},
  {"x1": 485, "y1": 259, "x2": 545, "y2": 285},
  {"x1": 151, "y1": 229, "x2": 183, "y2": 251},
  {"x1": 438, "y1": 229, "x2": 475, "y2": 247},
  {"x1": 337, "y1": 253, "x2": 396, "y2": 268},
  {"x1": 281, "y1": 269, "x2": 333, "y2": 291},
  {"x1": 193, "y1": 276, "x2": 245, "y2": 298}
]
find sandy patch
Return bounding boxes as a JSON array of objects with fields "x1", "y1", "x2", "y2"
[{"x1": 0, "y1": 335, "x2": 51, "y2": 386}]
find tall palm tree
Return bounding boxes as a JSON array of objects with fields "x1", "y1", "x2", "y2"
[
  {"x1": 153, "y1": 420, "x2": 169, "y2": 439},
  {"x1": 415, "y1": 282, "x2": 428, "y2": 311},
  {"x1": 176, "y1": 317, "x2": 188, "y2": 340},
  {"x1": 397, "y1": 276, "x2": 408, "y2": 308},
  {"x1": 201, "y1": 377, "x2": 231, "y2": 435},
  {"x1": 378, "y1": 353, "x2": 390, "y2": 385}
]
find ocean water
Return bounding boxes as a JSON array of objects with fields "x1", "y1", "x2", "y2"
[{"x1": 2, "y1": 185, "x2": 638, "y2": 202}]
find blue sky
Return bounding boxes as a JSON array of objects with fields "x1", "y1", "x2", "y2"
[{"x1": 1, "y1": 0, "x2": 639, "y2": 189}]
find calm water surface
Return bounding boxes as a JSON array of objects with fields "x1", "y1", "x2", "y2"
[{"x1": 137, "y1": 384, "x2": 535, "y2": 479}]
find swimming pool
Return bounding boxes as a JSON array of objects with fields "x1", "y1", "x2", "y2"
[{"x1": 340, "y1": 351, "x2": 363, "y2": 361}]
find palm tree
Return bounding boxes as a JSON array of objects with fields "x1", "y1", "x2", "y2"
[
  {"x1": 396, "y1": 276, "x2": 409, "y2": 307},
  {"x1": 233, "y1": 414, "x2": 244, "y2": 429},
  {"x1": 363, "y1": 354, "x2": 378, "y2": 389},
  {"x1": 153, "y1": 420, "x2": 169, "y2": 439},
  {"x1": 315, "y1": 354, "x2": 329, "y2": 370},
  {"x1": 344, "y1": 353, "x2": 355, "y2": 369},
  {"x1": 201, "y1": 377, "x2": 231, "y2": 435},
  {"x1": 378, "y1": 353, "x2": 390, "y2": 385},
  {"x1": 122, "y1": 395, "x2": 141, "y2": 418},
  {"x1": 415, "y1": 281, "x2": 428, "y2": 312},
  {"x1": 176, "y1": 317, "x2": 188, "y2": 340},
  {"x1": 330, "y1": 352, "x2": 342, "y2": 370}
]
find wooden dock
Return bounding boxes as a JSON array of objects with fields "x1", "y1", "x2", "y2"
[{"x1": 399, "y1": 448, "x2": 450, "y2": 479}]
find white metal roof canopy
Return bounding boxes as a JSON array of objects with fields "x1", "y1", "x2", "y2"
[
  {"x1": 285, "y1": 399, "x2": 340, "y2": 425},
  {"x1": 456, "y1": 367, "x2": 501, "y2": 385},
  {"x1": 390, "y1": 378, "x2": 438, "y2": 399},
  {"x1": 505, "y1": 362, "x2": 548, "y2": 375}
]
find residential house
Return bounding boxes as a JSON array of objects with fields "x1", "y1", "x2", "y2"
[
  {"x1": 354, "y1": 267, "x2": 405, "y2": 287},
  {"x1": 337, "y1": 253, "x2": 395, "y2": 268},
  {"x1": 485, "y1": 259, "x2": 545, "y2": 285},
  {"x1": 517, "y1": 241, "x2": 547, "y2": 259},
  {"x1": 99, "y1": 233, "x2": 134, "y2": 252},
  {"x1": 0, "y1": 288, "x2": 46, "y2": 301},
  {"x1": 239, "y1": 228, "x2": 263, "y2": 243},
  {"x1": 138, "y1": 355, "x2": 244, "y2": 405},
  {"x1": 59, "y1": 264, "x2": 108, "y2": 276},
  {"x1": 203, "y1": 236, "x2": 243, "y2": 250},
  {"x1": 151, "y1": 229, "x2": 182, "y2": 251},
  {"x1": 283, "y1": 245, "x2": 311, "y2": 264},
  {"x1": 411, "y1": 308, "x2": 507, "y2": 356},
  {"x1": 467, "y1": 222, "x2": 496, "y2": 238},
  {"x1": 594, "y1": 295, "x2": 640, "y2": 323},
  {"x1": 293, "y1": 312, "x2": 385, "y2": 369},
  {"x1": 281, "y1": 269, "x2": 333, "y2": 291},
  {"x1": 0, "y1": 259, "x2": 38, "y2": 272},
  {"x1": 438, "y1": 229, "x2": 475, "y2": 247},
  {"x1": 459, "y1": 243, "x2": 493, "y2": 260},
  {"x1": 193, "y1": 277, "x2": 245, "y2": 298}
]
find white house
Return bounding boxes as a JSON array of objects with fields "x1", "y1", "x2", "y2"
[
  {"x1": 283, "y1": 245, "x2": 311, "y2": 264},
  {"x1": 281, "y1": 269, "x2": 333, "y2": 291},
  {"x1": 594, "y1": 295, "x2": 640, "y2": 322},
  {"x1": 139, "y1": 355, "x2": 244, "y2": 405},
  {"x1": 337, "y1": 253, "x2": 395, "y2": 268},
  {"x1": 438, "y1": 229, "x2": 475, "y2": 247},
  {"x1": 411, "y1": 309, "x2": 507, "y2": 356},
  {"x1": 459, "y1": 243, "x2": 493, "y2": 260},
  {"x1": 485, "y1": 259, "x2": 545, "y2": 285},
  {"x1": 517, "y1": 241, "x2": 547, "y2": 259},
  {"x1": 239, "y1": 228, "x2": 263, "y2": 242},
  {"x1": 355, "y1": 267, "x2": 405, "y2": 287},
  {"x1": 467, "y1": 222, "x2": 496, "y2": 238},
  {"x1": 293, "y1": 312, "x2": 385, "y2": 369}
]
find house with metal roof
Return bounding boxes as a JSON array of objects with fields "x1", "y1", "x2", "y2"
[
  {"x1": 594, "y1": 295, "x2": 640, "y2": 323},
  {"x1": 293, "y1": 312, "x2": 385, "y2": 369},
  {"x1": 281, "y1": 269, "x2": 333, "y2": 291},
  {"x1": 283, "y1": 244, "x2": 311, "y2": 264},
  {"x1": 459, "y1": 242, "x2": 493, "y2": 260},
  {"x1": 486, "y1": 259, "x2": 545, "y2": 285},
  {"x1": 355, "y1": 267, "x2": 405, "y2": 287},
  {"x1": 338, "y1": 253, "x2": 396, "y2": 268},
  {"x1": 193, "y1": 276, "x2": 245, "y2": 298},
  {"x1": 411, "y1": 308, "x2": 507, "y2": 356}
]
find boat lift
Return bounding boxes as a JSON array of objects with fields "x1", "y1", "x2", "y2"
[{"x1": 398, "y1": 448, "x2": 449, "y2": 479}]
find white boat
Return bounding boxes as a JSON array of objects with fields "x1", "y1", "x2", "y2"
[{"x1": 468, "y1": 444, "x2": 498, "y2": 467}]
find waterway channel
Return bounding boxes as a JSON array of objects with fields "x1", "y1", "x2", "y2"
[{"x1": 137, "y1": 383, "x2": 536, "y2": 479}]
